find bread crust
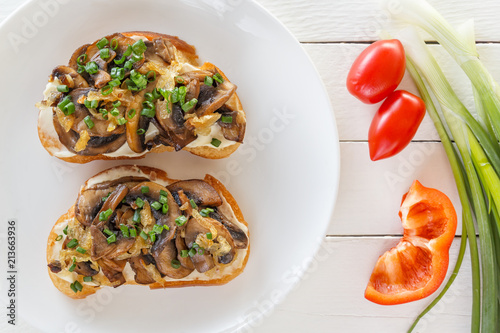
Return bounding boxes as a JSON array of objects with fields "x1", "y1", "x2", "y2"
[
  {"x1": 37, "y1": 31, "x2": 245, "y2": 163},
  {"x1": 46, "y1": 165, "x2": 250, "y2": 298}
]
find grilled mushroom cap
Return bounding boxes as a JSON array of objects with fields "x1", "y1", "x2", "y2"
[{"x1": 167, "y1": 179, "x2": 223, "y2": 207}]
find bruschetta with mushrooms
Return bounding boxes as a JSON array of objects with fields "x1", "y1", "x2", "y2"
[
  {"x1": 46, "y1": 165, "x2": 250, "y2": 299},
  {"x1": 37, "y1": 32, "x2": 246, "y2": 163}
]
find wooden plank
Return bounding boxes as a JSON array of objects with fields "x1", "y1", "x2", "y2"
[
  {"x1": 302, "y1": 43, "x2": 500, "y2": 141},
  {"x1": 329, "y1": 142, "x2": 461, "y2": 236},
  {"x1": 256, "y1": 236, "x2": 472, "y2": 333},
  {"x1": 256, "y1": 0, "x2": 500, "y2": 43}
]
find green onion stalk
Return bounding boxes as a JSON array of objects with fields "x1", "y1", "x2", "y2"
[{"x1": 394, "y1": 21, "x2": 500, "y2": 333}]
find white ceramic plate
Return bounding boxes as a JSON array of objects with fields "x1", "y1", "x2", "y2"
[{"x1": 0, "y1": 0, "x2": 339, "y2": 332}]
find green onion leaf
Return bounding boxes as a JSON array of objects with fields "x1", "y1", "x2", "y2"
[
  {"x1": 133, "y1": 209, "x2": 142, "y2": 223},
  {"x1": 137, "y1": 128, "x2": 146, "y2": 135},
  {"x1": 145, "y1": 92, "x2": 154, "y2": 101},
  {"x1": 221, "y1": 115, "x2": 233, "y2": 123},
  {"x1": 149, "y1": 231, "x2": 156, "y2": 243},
  {"x1": 67, "y1": 239, "x2": 78, "y2": 248},
  {"x1": 159, "y1": 194, "x2": 168, "y2": 205},
  {"x1": 180, "y1": 249, "x2": 189, "y2": 257},
  {"x1": 110, "y1": 108, "x2": 120, "y2": 117},
  {"x1": 64, "y1": 102, "x2": 75, "y2": 116},
  {"x1": 106, "y1": 233, "x2": 117, "y2": 244},
  {"x1": 103, "y1": 228, "x2": 113, "y2": 237},
  {"x1": 200, "y1": 208, "x2": 214, "y2": 217},
  {"x1": 74, "y1": 281, "x2": 83, "y2": 292},
  {"x1": 128, "y1": 108, "x2": 136, "y2": 119},
  {"x1": 182, "y1": 98, "x2": 198, "y2": 112},
  {"x1": 141, "y1": 186, "x2": 149, "y2": 194},
  {"x1": 96, "y1": 37, "x2": 109, "y2": 49},
  {"x1": 171, "y1": 259, "x2": 181, "y2": 269},
  {"x1": 119, "y1": 224, "x2": 130, "y2": 238},
  {"x1": 162, "y1": 203, "x2": 169, "y2": 215},
  {"x1": 152, "y1": 224, "x2": 164, "y2": 234},
  {"x1": 83, "y1": 115, "x2": 95, "y2": 129},
  {"x1": 140, "y1": 230, "x2": 148, "y2": 240},
  {"x1": 206, "y1": 232, "x2": 212, "y2": 240},
  {"x1": 102, "y1": 192, "x2": 111, "y2": 202},
  {"x1": 63, "y1": 225, "x2": 68, "y2": 235},
  {"x1": 204, "y1": 75, "x2": 213, "y2": 86},
  {"x1": 57, "y1": 85, "x2": 69, "y2": 93},
  {"x1": 164, "y1": 225, "x2": 170, "y2": 231},
  {"x1": 210, "y1": 138, "x2": 222, "y2": 147},
  {"x1": 130, "y1": 227, "x2": 137, "y2": 238},
  {"x1": 55, "y1": 235, "x2": 63, "y2": 241},
  {"x1": 117, "y1": 117, "x2": 127, "y2": 125},
  {"x1": 132, "y1": 39, "x2": 147, "y2": 54},
  {"x1": 213, "y1": 73, "x2": 223, "y2": 83},
  {"x1": 175, "y1": 215, "x2": 188, "y2": 226},
  {"x1": 85, "y1": 61, "x2": 99, "y2": 75},
  {"x1": 151, "y1": 201, "x2": 162, "y2": 210},
  {"x1": 110, "y1": 38, "x2": 118, "y2": 50},
  {"x1": 77, "y1": 54, "x2": 87, "y2": 65},
  {"x1": 140, "y1": 108, "x2": 156, "y2": 118},
  {"x1": 146, "y1": 70, "x2": 156, "y2": 82},
  {"x1": 101, "y1": 85, "x2": 113, "y2": 96},
  {"x1": 110, "y1": 67, "x2": 125, "y2": 80},
  {"x1": 100, "y1": 48, "x2": 110, "y2": 60},
  {"x1": 99, "y1": 209, "x2": 113, "y2": 221},
  {"x1": 190, "y1": 199, "x2": 197, "y2": 209},
  {"x1": 135, "y1": 197, "x2": 145, "y2": 208},
  {"x1": 76, "y1": 247, "x2": 86, "y2": 254},
  {"x1": 188, "y1": 248, "x2": 197, "y2": 257},
  {"x1": 83, "y1": 276, "x2": 93, "y2": 282}
]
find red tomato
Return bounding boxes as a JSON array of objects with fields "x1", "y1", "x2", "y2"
[
  {"x1": 365, "y1": 180, "x2": 457, "y2": 305},
  {"x1": 347, "y1": 39, "x2": 406, "y2": 104},
  {"x1": 368, "y1": 90, "x2": 426, "y2": 161}
]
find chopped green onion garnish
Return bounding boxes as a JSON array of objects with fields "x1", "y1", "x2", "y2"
[
  {"x1": 58, "y1": 95, "x2": 71, "y2": 110},
  {"x1": 68, "y1": 258, "x2": 76, "y2": 272},
  {"x1": 117, "y1": 117, "x2": 127, "y2": 125},
  {"x1": 124, "y1": 60, "x2": 134, "y2": 70},
  {"x1": 175, "y1": 215, "x2": 188, "y2": 226},
  {"x1": 110, "y1": 108, "x2": 120, "y2": 117},
  {"x1": 113, "y1": 100, "x2": 121, "y2": 107},
  {"x1": 213, "y1": 73, "x2": 223, "y2": 83},
  {"x1": 188, "y1": 248, "x2": 197, "y2": 257},
  {"x1": 119, "y1": 224, "x2": 130, "y2": 238},
  {"x1": 110, "y1": 67, "x2": 125, "y2": 80},
  {"x1": 102, "y1": 192, "x2": 111, "y2": 202},
  {"x1": 141, "y1": 186, "x2": 149, "y2": 194},
  {"x1": 74, "y1": 280, "x2": 83, "y2": 291},
  {"x1": 180, "y1": 250, "x2": 189, "y2": 257},
  {"x1": 109, "y1": 78, "x2": 121, "y2": 88},
  {"x1": 67, "y1": 239, "x2": 78, "y2": 248},
  {"x1": 103, "y1": 228, "x2": 113, "y2": 237},
  {"x1": 211, "y1": 138, "x2": 222, "y2": 147},
  {"x1": 198, "y1": 248, "x2": 205, "y2": 255},
  {"x1": 135, "y1": 197, "x2": 144, "y2": 208},
  {"x1": 175, "y1": 76, "x2": 185, "y2": 84},
  {"x1": 57, "y1": 85, "x2": 69, "y2": 93},
  {"x1": 204, "y1": 75, "x2": 213, "y2": 86},
  {"x1": 101, "y1": 85, "x2": 113, "y2": 96},
  {"x1": 128, "y1": 108, "x2": 136, "y2": 119},
  {"x1": 111, "y1": 38, "x2": 118, "y2": 50},
  {"x1": 83, "y1": 115, "x2": 95, "y2": 129},
  {"x1": 182, "y1": 98, "x2": 198, "y2": 112},
  {"x1": 85, "y1": 61, "x2": 99, "y2": 75},
  {"x1": 100, "y1": 108, "x2": 109, "y2": 118},
  {"x1": 130, "y1": 70, "x2": 148, "y2": 90},
  {"x1": 70, "y1": 282, "x2": 78, "y2": 293},
  {"x1": 83, "y1": 276, "x2": 93, "y2": 282},
  {"x1": 171, "y1": 259, "x2": 181, "y2": 269},
  {"x1": 99, "y1": 209, "x2": 113, "y2": 221},
  {"x1": 164, "y1": 225, "x2": 170, "y2": 231},
  {"x1": 159, "y1": 194, "x2": 168, "y2": 205},
  {"x1": 139, "y1": 230, "x2": 148, "y2": 240},
  {"x1": 131, "y1": 53, "x2": 143, "y2": 63},
  {"x1": 152, "y1": 88, "x2": 161, "y2": 100},
  {"x1": 96, "y1": 37, "x2": 109, "y2": 49},
  {"x1": 137, "y1": 128, "x2": 146, "y2": 135},
  {"x1": 160, "y1": 190, "x2": 168, "y2": 196},
  {"x1": 221, "y1": 115, "x2": 233, "y2": 123},
  {"x1": 84, "y1": 99, "x2": 99, "y2": 109},
  {"x1": 141, "y1": 108, "x2": 156, "y2": 118},
  {"x1": 106, "y1": 233, "x2": 116, "y2": 244},
  {"x1": 132, "y1": 39, "x2": 147, "y2": 54},
  {"x1": 114, "y1": 53, "x2": 128, "y2": 65},
  {"x1": 133, "y1": 209, "x2": 141, "y2": 223},
  {"x1": 76, "y1": 247, "x2": 86, "y2": 254},
  {"x1": 151, "y1": 201, "x2": 162, "y2": 210},
  {"x1": 162, "y1": 203, "x2": 169, "y2": 215},
  {"x1": 129, "y1": 227, "x2": 137, "y2": 238},
  {"x1": 63, "y1": 225, "x2": 68, "y2": 235},
  {"x1": 100, "y1": 48, "x2": 110, "y2": 60},
  {"x1": 206, "y1": 232, "x2": 212, "y2": 240},
  {"x1": 200, "y1": 208, "x2": 214, "y2": 217},
  {"x1": 64, "y1": 102, "x2": 75, "y2": 116},
  {"x1": 149, "y1": 231, "x2": 156, "y2": 243},
  {"x1": 144, "y1": 92, "x2": 154, "y2": 101},
  {"x1": 152, "y1": 224, "x2": 164, "y2": 234},
  {"x1": 77, "y1": 54, "x2": 87, "y2": 65},
  {"x1": 190, "y1": 199, "x2": 197, "y2": 209},
  {"x1": 55, "y1": 234, "x2": 63, "y2": 241},
  {"x1": 146, "y1": 70, "x2": 156, "y2": 82}
]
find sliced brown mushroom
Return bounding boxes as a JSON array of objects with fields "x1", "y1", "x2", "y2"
[
  {"x1": 167, "y1": 180, "x2": 223, "y2": 207},
  {"x1": 152, "y1": 37, "x2": 176, "y2": 64},
  {"x1": 128, "y1": 255, "x2": 156, "y2": 284},
  {"x1": 90, "y1": 225, "x2": 117, "y2": 260},
  {"x1": 97, "y1": 258, "x2": 126, "y2": 286},
  {"x1": 52, "y1": 66, "x2": 89, "y2": 89},
  {"x1": 217, "y1": 106, "x2": 246, "y2": 142},
  {"x1": 74, "y1": 261, "x2": 99, "y2": 277},
  {"x1": 105, "y1": 236, "x2": 135, "y2": 259},
  {"x1": 92, "y1": 184, "x2": 129, "y2": 229},
  {"x1": 210, "y1": 208, "x2": 249, "y2": 249},
  {"x1": 184, "y1": 217, "x2": 215, "y2": 273},
  {"x1": 153, "y1": 100, "x2": 196, "y2": 151},
  {"x1": 153, "y1": 237, "x2": 193, "y2": 279},
  {"x1": 175, "y1": 235, "x2": 194, "y2": 270},
  {"x1": 68, "y1": 43, "x2": 89, "y2": 70},
  {"x1": 194, "y1": 74, "x2": 236, "y2": 117},
  {"x1": 48, "y1": 261, "x2": 62, "y2": 273}
]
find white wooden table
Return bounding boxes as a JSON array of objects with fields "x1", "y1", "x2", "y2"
[{"x1": 3, "y1": 0, "x2": 499, "y2": 332}]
